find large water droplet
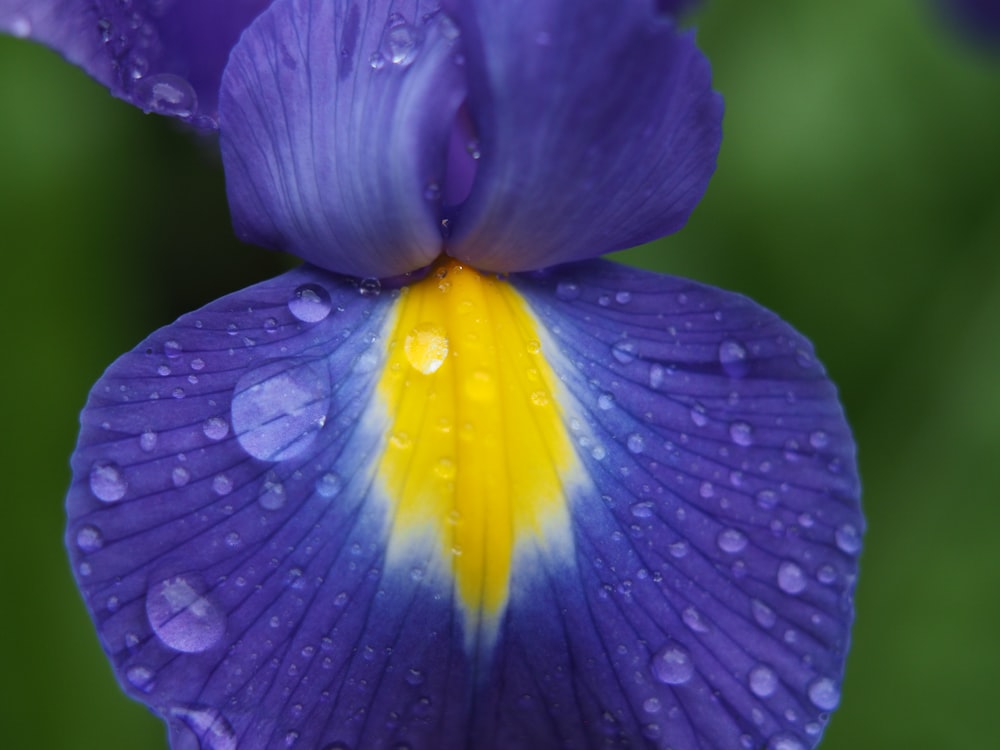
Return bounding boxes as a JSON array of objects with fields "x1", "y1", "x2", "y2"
[
  {"x1": 146, "y1": 575, "x2": 225, "y2": 653},
  {"x1": 383, "y1": 18, "x2": 423, "y2": 66},
  {"x1": 89, "y1": 461, "x2": 127, "y2": 502},
  {"x1": 749, "y1": 664, "x2": 779, "y2": 697},
  {"x1": 404, "y1": 323, "x2": 449, "y2": 374},
  {"x1": 232, "y1": 359, "x2": 331, "y2": 462},
  {"x1": 288, "y1": 284, "x2": 332, "y2": 323},
  {"x1": 807, "y1": 676, "x2": 840, "y2": 710},
  {"x1": 719, "y1": 339, "x2": 748, "y2": 378},
  {"x1": 134, "y1": 73, "x2": 198, "y2": 118},
  {"x1": 650, "y1": 640, "x2": 694, "y2": 685},
  {"x1": 777, "y1": 561, "x2": 807, "y2": 595}
]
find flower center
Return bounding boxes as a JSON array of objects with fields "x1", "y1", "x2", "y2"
[{"x1": 376, "y1": 259, "x2": 578, "y2": 645}]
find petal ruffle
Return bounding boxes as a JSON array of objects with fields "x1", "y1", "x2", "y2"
[
  {"x1": 497, "y1": 259, "x2": 861, "y2": 749},
  {"x1": 444, "y1": 0, "x2": 723, "y2": 272},
  {"x1": 1, "y1": 0, "x2": 271, "y2": 127},
  {"x1": 219, "y1": 0, "x2": 466, "y2": 277}
]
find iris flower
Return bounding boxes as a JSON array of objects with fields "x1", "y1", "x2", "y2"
[{"x1": 2, "y1": 1, "x2": 862, "y2": 748}]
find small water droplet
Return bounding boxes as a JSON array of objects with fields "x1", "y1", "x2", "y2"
[
  {"x1": 369, "y1": 51, "x2": 386, "y2": 69},
  {"x1": 212, "y1": 474, "x2": 233, "y2": 496},
  {"x1": 190, "y1": 357, "x2": 205, "y2": 371},
  {"x1": 809, "y1": 430, "x2": 829, "y2": 449},
  {"x1": 749, "y1": 664, "x2": 779, "y2": 697},
  {"x1": 729, "y1": 421, "x2": 754, "y2": 446},
  {"x1": 139, "y1": 430, "x2": 158, "y2": 452},
  {"x1": 555, "y1": 281, "x2": 580, "y2": 301},
  {"x1": 383, "y1": 19, "x2": 422, "y2": 66},
  {"x1": 817, "y1": 564, "x2": 837, "y2": 585},
  {"x1": 597, "y1": 393, "x2": 615, "y2": 410},
  {"x1": 626, "y1": 433, "x2": 645, "y2": 454},
  {"x1": 76, "y1": 524, "x2": 104, "y2": 552},
  {"x1": 649, "y1": 364, "x2": 665, "y2": 389},
  {"x1": 719, "y1": 339, "x2": 749, "y2": 378},
  {"x1": 316, "y1": 472, "x2": 342, "y2": 498},
  {"x1": 767, "y1": 734, "x2": 805, "y2": 750},
  {"x1": 777, "y1": 561, "x2": 807, "y2": 594},
  {"x1": 615, "y1": 290, "x2": 632, "y2": 305},
  {"x1": 651, "y1": 640, "x2": 693, "y2": 685},
  {"x1": 171, "y1": 706, "x2": 238, "y2": 750},
  {"x1": 699, "y1": 481, "x2": 714, "y2": 499},
  {"x1": 203, "y1": 417, "x2": 229, "y2": 441},
  {"x1": 358, "y1": 277, "x2": 382, "y2": 296},
  {"x1": 755, "y1": 489, "x2": 778, "y2": 510},
  {"x1": 835, "y1": 523, "x2": 861, "y2": 555},
  {"x1": 751, "y1": 598, "x2": 777, "y2": 628},
  {"x1": 146, "y1": 576, "x2": 226, "y2": 653},
  {"x1": 171, "y1": 466, "x2": 191, "y2": 488},
  {"x1": 669, "y1": 541, "x2": 689, "y2": 559},
  {"x1": 89, "y1": 461, "x2": 127, "y2": 502},
  {"x1": 808, "y1": 676, "x2": 840, "y2": 710},
  {"x1": 405, "y1": 668, "x2": 425, "y2": 686},
  {"x1": 288, "y1": 284, "x2": 332, "y2": 323},
  {"x1": 126, "y1": 665, "x2": 155, "y2": 692},
  {"x1": 717, "y1": 528, "x2": 748, "y2": 554},
  {"x1": 404, "y1": 323, "x2": 449, "y2": 374},
  {"x1": 134, "y1": 73, "x2": 198, "y2": 118},
  {"x1": 631, "y1": 501, "x2": 654, "y2": 518},
  {"x1": 164, "y1": 340, "x2": 183, "y2": 358},
  {"x1": 682, "y1": 606, "x2": 711, "y2": 633},
  {"x1": 690, "y1": 403, "x2": 709, "y2": 427},
  {"x1": 642, "y1": 697, "x2": 662, "y2": 713},
  {"x1": 612, "y1": 340, "x2": 638, "y2": 364},
  {"x1": 259, "y1": 474, "x2": 286, "y2": 510}
]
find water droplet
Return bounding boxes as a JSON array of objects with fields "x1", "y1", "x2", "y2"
[
  {"x1": 134, "y1": 73, "x2": 198, "y2": 118},
  {"x1": 433, "y1": 458, "x2": 457, "y2": 480},
  {"x1": 749, "y1": 664, "x2": 779, "y2": 697},
  {"x1": 212, "y1": 474, "x2": 233, "y2": 496},
  {"x1": 555, "y1": 281, "x2": 580, "y2": 300},
  {"x1": 777, "y1": 561, "x2": 807, "y2": 595},
  {"x1": 615, "y1": 290, "x2": 632, "y2": 304},
  {"x1": 358, "y1": 277, "x2": 381, "y2": 296},
  {"x1": 383, "y1": 19, "x2": 422, "y2": 66},
  {"x1": 89, "y1": 461, "x2": 127, "y2": 502},
  {"x1": 631, "y1": 501, "x2": 654, "y2": 518},
  {"x1": 316, "y1": 472, "x2": 342, "y2": 498},
  {"x1": 719, "y1": 339, "x2": 749, "y2": 378},
  {"x1": 126, "y1": 664, "x2": 154, "y2": 692},
  {"x1": 817, "y1": 564, "x2": 837, "y2": 585},
  {"x1": 530, "y1": 390, "x2": 550, "y2": 407},
  {"x1": 682, "y1": 606, "x2": 711, "y2": 633},
  {"x1": 232, "y1": 359, "x2": 331, "y2": 462},
  {"x1": 642, "y1": 697, "x2": 662, "y2": 713},
  {"x1": 669, "y1": 541, "x2": 689, "y2": 559},
  {"x1": 139, "y1": 430, "x2": 158, "y2": 452},
  {"x1": 755, "y1": 489, "x2": 778, "y2": 510},
  {"x1": 699, "y1": 481, "x2": 714, "y2": 499},
  {"x1": 809, "y1": 430, "x2": 829, "y2": 449},
  {"x1": 626, "y1": 433, "x2": 645, "y2": 454},
  {"x1": 717, "y1": 528, "x2": 748, "y2": 554},
  {"x1": 751, "y1": 598, "x2": 777, "y2": 628},
  {"x1": 171, "y1": 706, "x2": 238, "y2": 750},
  {"x1": 767, "y1": 734, "x2": 805, "y2": 750},
  {"x1": 649, "y1": 364, "x2": 665, "y2": 389},
  {"x1": 835, "y1": 523, "x2": 861, "y2": 555},
  {"x1": 808, "y1": 676, "x2": 840, "y2": 710},
  {"x1": 612, "y1": 340, "x2": 638, "y2": 364},
  {"x1": 146, "y1": 576, "x2": 225, "y2": 653},
  {"x1": 76, "y1": 524, "x2": 104, "y2": 552},
  {"x1": 369, "y1": 51, "x2": 386, "y2": 69},
  {"x1": 203, "y1": 417, "x2": 229, "y2": 441},
  {"x1": 690, "y1": 403, "x2": 709, "y2": 427},
  {"x1": 288, "y1": 284, "x2": 332, "y2": 323},
  {"x1": 651, "y1": 640, "x2": 693, "y2": 685},
  {"x1": 171, "y1": 466, "x2": 191, "y2": 488},
  {"x1": 405, "y1": 668, "x2": 425, "y2": 686},
  {"x1": 259, "y1": 474, "x2": 287, "y2": 510},
  {"x1": 597, "y1": 393, "x2": 615, "y2": 410},
  {"x1": 729, "y1": 421, "x2": 754, "y2": 446},
  {"x1": 9, "y1": 15, "x2": 31, "y2": 37},
  {"x1": 404, "y1": 323, "x2": 449, "y2": 374}
]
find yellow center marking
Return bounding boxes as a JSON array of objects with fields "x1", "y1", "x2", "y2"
[{"x1": 377, "y1": 259, "x2": 576, "y2": 630}]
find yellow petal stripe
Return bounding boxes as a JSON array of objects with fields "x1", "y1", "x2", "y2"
[{"x1": 377, "y1": 260, "x2": 577, "y2": 635}]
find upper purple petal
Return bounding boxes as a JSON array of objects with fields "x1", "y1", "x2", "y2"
[
  {"x1": 219, "y1": 0, "x2": 466, "y2": 277},
  {"x1": 0, "y1": 0, "x2": 272, "y2": 127},
  {"x1": 443, "y1": 0, "x2": 723, "y2": 272}
]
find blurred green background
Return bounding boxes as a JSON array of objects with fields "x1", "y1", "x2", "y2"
[{"x1": 1, "y1": 0, "x2": 998, "y2": 747}]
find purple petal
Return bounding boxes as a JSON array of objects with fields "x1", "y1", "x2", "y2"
[
  {"x1": 1, "y1": 0, "x2": 271, "y2": 127},
  {"x1": 502, "y1": 259, "x2": 861, "y2": 749},
  {"x1": 68, "y1": 260, "x2": 859, "y2": 749},
  {"x1": 444, "y1": 0, "x2": 723, "y2": 272},
  {"x1": 219, "y1": 0, "x2": 466, "y2": 277}
]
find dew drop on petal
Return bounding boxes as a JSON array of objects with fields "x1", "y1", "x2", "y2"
[
  {"x1": 203, "y1": 417, "x2": 230, "y2": 441},
  {"x1": 777, "y1": 561, "x2": 807, "y2": 595},
  {"x1": 170, "y1": 705, "x2": 238, "y2": 750},
  {"x1": 555, "y1": 281, "x2": 580, "y2": 300},
  {"x1": 288, "y1": 283, "x2": 332, "y2": 323},
  {"x1": 316, "y1": 472, "x2": 342, "y2": 499},
  {"x1": 835, "y1": 523, "x2": 862, "y2": 555},
  {"x1": 612, "y1": 340, "x2": 638, "y2": 364},
  {"x1": 404, "y1": 323, "x2": 449, "y2": 374},
  {"x1": 808, "y1": 677, "x2": 841, "y2": 710},
  {"x1": 717, "y1": 528, "x2": 748, "y2": 554},
  {"x1": 76, "y1": 525, "x2": 104, "y2": 552},
  {"x1": 232, "y1": 359, "x2": 331, "y2": 462},
  {"x1": 729, "y1": 421, "x2": 754, "y2": 447},
  {"x1": 626, "y1": 433, "x2": 645, "y2": 454},
  {"x1": 146, "y1": 576, "x2": 225, "y2": 653},
  {"x1": 212, "y1": 474, "x2": 233, "y2": 496},
  {"x1": 134, "y1": 73, "x2": 198, "y2": 118},
  {"x1": 751, "y1": 598, "x2": 777, "y2": 628},
  {"x1": 358, "y1": 277, "x2": 382, "y2": 296},
  {"x1": 259, "y1": 474, "x2": 287, "y2": 511},
  {"x1": 719, "y1": 339, "x2": 749, "y2": 378},
  {"x1": 140, "y1": 430, "x2": 158, "y2": 452},
  {"x1": 767, "y1": 734, "x2": 805, "y2": 750},
  {"x1": 126, "y1": 665, "x2": 155, "y2": 692},
  {"x1": 749, "y1": 664, "x2": 779, "y2": 698},
  {"x1": 89, "y1": 461, "x2": 127, "y2": 502},
  {"x1": 172, "y1": 466, "x2": 191, "y2": 488},
  {"x1": 650, "y1": 640, "x2": 693, "y2": 685}
]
